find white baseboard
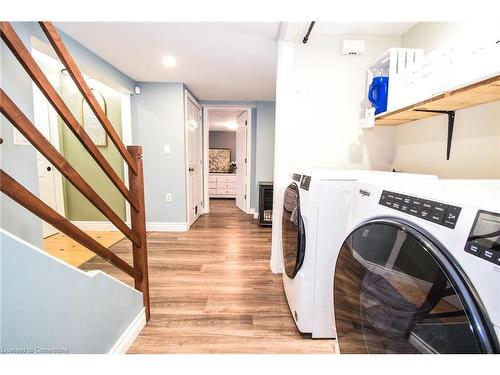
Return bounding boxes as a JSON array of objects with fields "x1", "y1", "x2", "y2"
[
  {"x1": 254, "y1": 212, "x2": 259, "y2": 219},
  {"x1": 71, "y1": 221, "x2": 188, "y2": 232},
  {"x1": 71, "y1": 221, "x2": 121, "y2": 231},
  {"x1": 246, "y1": 208, "x2": 255, "y2": 215},
  {"x1": 146, "y1": 222, "x2": 188, "y2": 232},
  {"x1": 108, "y1": 307, "x2": 146, "y2": 354}
]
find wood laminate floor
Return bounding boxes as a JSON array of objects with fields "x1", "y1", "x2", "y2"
[
  {"x1": 44, "y1": 231, "x2": 125, "y2": 267},
  {"x1": 80, "y1": 199, "x2": 337, "y2": 354}
]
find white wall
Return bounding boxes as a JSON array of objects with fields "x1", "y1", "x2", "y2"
[
  {"x1": 286, "y1": 34, "x2": 400, "y2": 171},
  {"x1": 393, "y1": 101, "x2": 500, "y2": 177},
  {"x1": 402, "y1": 22, "x2": 500, "y2": 52},
  {"x1": 392, "y1": 22, "x2": 500, "y2": 178},
  {"x1": 271, "y1": 33, "x2": 402, "y2": 272}
]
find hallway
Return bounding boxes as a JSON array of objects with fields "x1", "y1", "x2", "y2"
[{"x1": 80, "y1": 199, "x2": 336, "y2": 353}]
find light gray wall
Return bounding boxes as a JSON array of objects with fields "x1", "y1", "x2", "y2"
[
  {"x1": 0, "y1": 230, "x2": 143, "y2": 353},
  {"x1": 254, "y1": 101, "x2": 276, "y2": 211},
  {"x1": 0, "y1": 241, "x2": 2, "y2": 343},
  {"x1": 1, "y1": 22, "x2": 44, "y2": 249},
  {"x1": 209, "y1": 131, "x2": 236, "y2": 161},
  {"x1": 131, "y1": 82, "x2": 187, "y2": 223}
]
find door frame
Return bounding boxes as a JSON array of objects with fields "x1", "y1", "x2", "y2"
[
  {"x1": 202, "y1": 105, "x2": 253, "y2": 215},
  {"x1": 32, "y1": 83, "x2": 66, "y2": 225},
  {"x1": 184, "y1": 89, "x2": 203, "y2": 228}
]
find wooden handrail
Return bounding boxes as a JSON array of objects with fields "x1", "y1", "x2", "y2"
[
  {"x1": 0, "y1": 22, "x2": 140, "y2": 212},
  {"x1": 39, "y1": 22, "x2": 139, "y2": 176},
  {"x1": 0, "y1": 169, "x2": 141, "y2": 280},
  {"x1": 0, "y1": 89, "x2": 141, "y2": 247}
]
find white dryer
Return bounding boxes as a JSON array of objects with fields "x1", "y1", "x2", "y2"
[
  {"x1": 281, "y1": 170, "x2": 436, "y2": 338},
  {"x1": 333, "y1": 179, "x2": 500, "y2": 353}
]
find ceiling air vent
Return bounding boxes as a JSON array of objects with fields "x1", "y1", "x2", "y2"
[{"x1": 341, "y1": 40, "x2": 365, "y2": 56}]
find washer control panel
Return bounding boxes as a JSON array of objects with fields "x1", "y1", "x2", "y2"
[
  {"x1": 465, "y1": 210, "x2": 500, "y2": 265},
  {"x1": 379, "y1": 190, "x2": 461, "y2": 229},
  {"x1": 292, "y1": 173, "x2": 301, "y2": 182}
]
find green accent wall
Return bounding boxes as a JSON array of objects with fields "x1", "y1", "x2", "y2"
[
  {"x1": 35, "y1": 54, "x2": 126, "y2": 222},
  {"x1": 58, "y1": 75, "x2": 126, "y2": 221}
]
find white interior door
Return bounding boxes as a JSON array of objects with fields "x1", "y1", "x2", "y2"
[
  {"x1": 36, "y1": 155, "x2": 58, "y2": 237},
  {"x1": 235, "y1": 111, "x2": 247, "y2": 212},
  {"x1": 33, "y1": 85, "x2": 65, "y2": 238},
  {"x1": 186, "y1": 96, "x2": 203, "y2": 226}
]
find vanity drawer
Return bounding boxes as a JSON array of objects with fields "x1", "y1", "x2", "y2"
[
  {"x1": 209, "y1": 188, "x2": 218, "y2": 195},
  {"x1": 216, "y1": 188, "x2": 236, "y2": 195},
  {"x1": 217, "y1": 182, "x2": 235, "y2": 189},
  {"x1": 217, "y1": 175, "x2": 236, "y2": 183},
  {"x1": 209, "y1": 182, "x2": 217, "y2": 189}
]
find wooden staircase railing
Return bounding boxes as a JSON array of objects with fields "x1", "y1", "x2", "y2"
[{"x1": 0, "y1": 22, "x2": 150, "y2": 321}]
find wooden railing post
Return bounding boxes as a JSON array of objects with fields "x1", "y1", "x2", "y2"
[{"x1": 127, "y1": 146, "x2": 150, "y2": 321}]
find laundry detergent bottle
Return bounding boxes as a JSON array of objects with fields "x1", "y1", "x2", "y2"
[{"x1": 368, "y1": 76, "x2": 389, "y2": 115}]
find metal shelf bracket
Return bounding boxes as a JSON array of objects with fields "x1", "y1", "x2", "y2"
[{"x1": 414, "y1": 109, "x2": 456, "y2": 160}]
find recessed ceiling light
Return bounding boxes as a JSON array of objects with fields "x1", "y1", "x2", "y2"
[{"x1": 162, "y1": 55, "x2": 176, "y2": 68}]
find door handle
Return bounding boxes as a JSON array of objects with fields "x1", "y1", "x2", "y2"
[{"x1": 188, "y1": 167, "x2": 195, "y2": 172}]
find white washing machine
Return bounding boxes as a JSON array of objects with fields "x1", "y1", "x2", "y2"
[
  {"x1": 280, "y1": 170, "x2": 436, "y2": 338},
  {"x1": 333, "y1": 179, "x2": 500, "y2": 353}
]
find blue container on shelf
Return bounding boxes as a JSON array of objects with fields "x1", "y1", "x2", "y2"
[{"x1": 368, "y1": 76, "x2": 389, "y2": 115}]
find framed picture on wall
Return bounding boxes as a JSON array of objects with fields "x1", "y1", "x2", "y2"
[
  {"x1": 81, "y1": 88, "x2": 108, "y2": 147},
  {"x1": 209, "y1": 148, "x2": 231, "y2": 173}
]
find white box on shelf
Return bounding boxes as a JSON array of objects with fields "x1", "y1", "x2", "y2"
[
  {"x1": 359, "y1": 48, "x2": 423, "y2": 128},
  {"x1": 448, "y1": 41, "x2": 500, "y2": 89},
  {"x1": 361, "y1": 38, "x2": 500, "y2": 128}
]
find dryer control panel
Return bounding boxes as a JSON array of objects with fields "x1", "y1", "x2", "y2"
[
  {"x1": 379, "y1": 190, "x2": 461, "y2": 229},
  {"x1": 465, "y1": 210, "x2": 500, "y2": 265}
]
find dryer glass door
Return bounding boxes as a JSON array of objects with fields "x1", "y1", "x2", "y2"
[
  {"x1": 334, "y1": 221, "x2": 497, "y2": 354},
  {"x1": 282, "y1": 183, "x2": 306, "y2": 278}
]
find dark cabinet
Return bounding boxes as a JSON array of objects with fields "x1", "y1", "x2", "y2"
[{"x1": 258, "y1": 182, "x2": 273, "y2": 226}]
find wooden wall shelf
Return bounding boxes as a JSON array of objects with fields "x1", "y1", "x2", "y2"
[{"x1": 374, "y1": 74, "x2": 500, "y2": 126}]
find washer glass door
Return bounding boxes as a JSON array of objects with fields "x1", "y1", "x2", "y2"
[
  {"x1": 334, "y1": 221, "x2": 496, "y2": 354},
  {"x1": 282, "y1": 183, "x2": 306, "y2": 278}
]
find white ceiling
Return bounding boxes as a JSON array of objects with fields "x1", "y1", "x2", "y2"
[
  {"x1": 313, "y1": 22, "x2": 417, "y2": 36},
  {"x1": 55, "y1": 22, "x2": 418, "y2": 101},
  {"x1": 55, "y1": 22, "x2": 280, "y2": 101},
  {"x1": 208, "y1": 109, "x2": 243, "y2": 131}
]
